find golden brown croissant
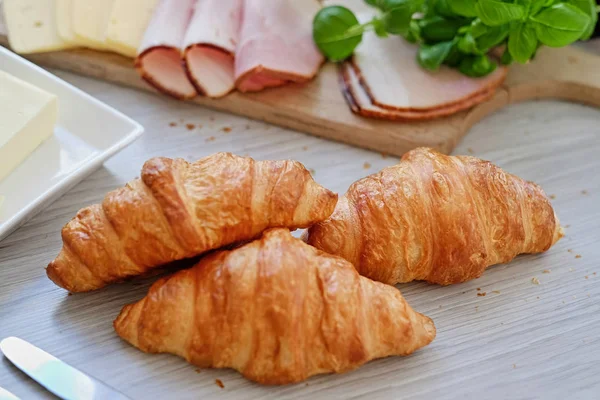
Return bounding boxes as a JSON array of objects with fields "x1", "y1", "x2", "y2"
[
  {"x1": 307, "y1": 147, "x2": 563, "y2": 286},
  {"x1": 47, "y1": 153, "x2": 337, "y2": 292},
  {"x1": 114, "y1": 228, "x2": 436, "y2": 385}
]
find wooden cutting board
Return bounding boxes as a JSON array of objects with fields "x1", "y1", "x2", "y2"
[{"x1": 2, "y1": 18, "x2": 600, "y2": 157}]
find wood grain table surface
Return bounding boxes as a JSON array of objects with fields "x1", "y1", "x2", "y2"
[{"x1": 1, "y1": 66, "x2": 599, "y2": 399}]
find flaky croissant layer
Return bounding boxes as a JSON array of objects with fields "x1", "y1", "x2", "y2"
[
  {"x1": 114, "y1": 228, "x2": 436, "y2": 385},
  {"x1": 47, "y1": 153, "x2": 337, "y2": 292},
  {"x1": 307, "y1": 147, "x2": 563, "y2": 286}
]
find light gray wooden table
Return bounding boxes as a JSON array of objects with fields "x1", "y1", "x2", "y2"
[{"x1": 1, "y1": 66, "x2": 599, "y2": 400}]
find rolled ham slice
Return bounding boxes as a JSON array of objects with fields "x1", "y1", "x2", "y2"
[
  {"x1": 183, "y1": 0, "x2": 242, "y2": 98},
  {"x1": 235, "y1": 0, "x2": 324, "y2": 92},
  {"x1": 136, "y1": 0, "x2": 197, "y2": 99},
  {"x1": 353, "y1": 31, "x2": 507, "y2": 112},
  {"x1": 339, "y1": 63, "x2": 495, "y2": 121}
]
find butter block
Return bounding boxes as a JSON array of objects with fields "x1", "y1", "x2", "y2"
[
  {"x1": 0, "y1": 70, "x2": 57, "y2": 182},
  {"x1": 105, "y1": 0, "x2": 159, "y2": 58},
  {"x1": 56, "y1": 0, "x2": 81, "y2": 45},
  {"x1": 72, "y1": 0, "x2": 117, "y2": 50},
  {"x1": 3, "y1": 0, "x2": 77, "y2": 54}
]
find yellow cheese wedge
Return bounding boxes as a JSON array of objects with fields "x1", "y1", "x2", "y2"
[
  {"x1": 55, "y1": 0, "x2": 81, "y2": 45},
  {"x1": 0, "y1": 70, "x2": 57, "y2": 183},
  {"x1": 72, "y1": 0, "x2": 117, "y2": 50},
  {"x1": 3, "y1": 0, "x2": 77, "y2": 54},
  {"x1": 105, "y1": 0, "x2": 159, "y2": 58}
]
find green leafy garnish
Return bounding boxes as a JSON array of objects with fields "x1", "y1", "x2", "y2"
[{"x1": 312, "y1": 0, "x2": 598, "y2": 76}]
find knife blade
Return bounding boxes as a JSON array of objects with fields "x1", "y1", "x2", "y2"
[
  {"x1": 0, "y1": 337, "x2": 130, "y2": 400},
  {"x1": 0, "y1": 386, "x2": 20, "y2": 400}
]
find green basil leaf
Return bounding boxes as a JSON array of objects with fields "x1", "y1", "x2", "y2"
[
  {"x1": 501, "y1": 47, "x2": 514, "y2": 64},
  {"x1": 364, "y1": 0, "x2": 383, "y2": 7},
  {"x1": 530, "y1": 3, "x2": 591, "y2": 47},
  {"x1": 444, "y1": 42, "x2": 464, "y2": 66},
  {"x1": 458, "y1": 32, "x2": 480, "y2": 53},
  {"x1": 448, "y1": 0, "x2": 477, "y2": 17},
  {"x1": 459, "y1": 54, "x2": 498, "y2": 76},
  {"x1": 508, "y1": 22, "x2": 538, "y2": 62},
  {"x1": 435, "y1": 0, "x2": 459, "y2": 17},
  {"x1": 404, "y1": 19, "x2": 423, "y2": 42},
  {"x1": 475, "y1": 0, "x2": 526, "y2": 26},
  {"x1": 470, "y1": 18, "x2": 489, "y2": 37},
  {"x1": 381, "y1": 0, "x2": 416, "y2": 34},
  {"x1": 568, "y1": 0, "x2": 597, "y2": 40},
  {"x1": 372, "y1": 17, "x2": 389, "y2": 37},
  {"x1": 313, "y1": 6, "x2": 364, "y2": 62},
  {"x1": 530, "y1": 0, "x2": 547, "y2": 14},
  {"x1": 419, "y1": 16, "x2": 465, "y2": 41},
  {"x1": 476, "y1": 24, "x2": 509, "y2": 51},
  {"x1": 417, "y1": 40, "x2": 454, "y2": 70}
]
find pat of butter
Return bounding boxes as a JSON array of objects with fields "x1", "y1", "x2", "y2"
[
  {"x1": 106, "y1": 0, "x2": 159, "y2": 58},
  {"x1": 0, "y1": 70, "x2": 57, "y2": 183},
  {"x1": 72, "y1": 0, "x2": 117, "y2": 50},
  {"x1": 55, "y1": 0, "x2": 81, "y2": 45},
  {"x1": 3, "y1": 0, "x2": 77, "y2": 54}
]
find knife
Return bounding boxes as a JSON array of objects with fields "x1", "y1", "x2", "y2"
[
  {"x1": 0, "y1": 337, "x2": 130, "y2": 400},
  {"x1": 0, "y1": 386, "x2": 20, "y2": 400}
]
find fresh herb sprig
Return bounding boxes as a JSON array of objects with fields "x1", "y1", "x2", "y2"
[{"x1": 313, "y1": 0, "x2": 598, "y2": 77}]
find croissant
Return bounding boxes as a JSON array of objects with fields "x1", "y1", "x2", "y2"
[
  {"x1": 47, "y1": 153, "x2": 337, "y2": 292},
  {"x1": 307, "y1": 147, "x2": 563, "y2": 286},
  {"x1": 114, "y1": 228, "x2": 436, "y2": 385}
]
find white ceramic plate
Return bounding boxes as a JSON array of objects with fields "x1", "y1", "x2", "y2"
[{"x1": 0, "y1": 47, "x2": 143, "y2": 242}]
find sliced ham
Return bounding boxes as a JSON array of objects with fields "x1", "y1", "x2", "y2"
[
  {"x1": 234, "y1": 0, "x2": 324, "y2": 92},
  {"x1": 340, "y1": 63, "x2": 495, "y2": 121},
  {"x1": 353, "y1": 30, "x2": 507, "y2": 112},
  {"x1": 136, "y1": 0, "x2": 197, "y2": 99},
  {"x1": 183, "y1": 0, "x2": 242, "y2": 98}
]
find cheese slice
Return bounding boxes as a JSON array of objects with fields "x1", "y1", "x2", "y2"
[
  {"x1": 3, "y1": 0, "x2": 77, "y2": 54},
  {"x1": 0, "y1": 70, "x2": 57, "y2": 183},
  {"x1": 55, "y1": 0, "x2": 81, "y2": 45},
  {"x1": 72, "y1": 0, "x2": 116, "y2": 50},
  {"x1": 105, "y1": 0, "x2": 160, "y2": 58}
]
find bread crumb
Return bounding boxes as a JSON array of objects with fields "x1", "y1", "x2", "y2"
[
  {"x1": 531, "y1": 277, "x2": 540, "y2": 285},
  {"x1": 492, "y1": 290, "x2": 500, "y2": 294},
  {"x1": 581, "y1": 190, "x2": 588, "y2": 195},
  {"x1": 467, "y1": 148, "x2": 474, "y2": 154},
  {"x1": 568, "y1": 249, "x2": 573, "y2": 253},
  {"x1": 195, "y1": 369, "x2": 201, "y2": 373},
  {"x1": 209, "y1": 116, "x2": 216, "y2": 121},
  {"x1": 536, "y1": 296, "x2": 539, "y2": 299},
  {"x1": 585, "y1": 276, "x2": 589, "y2": 279},
  {"x1": 205, "y1": 136, "x2": 216, "y2": 142},
  {"x1": 305, "y1": 383, "x2": 309, "y2": 386},
  {"x1": 512, "y1": 364, "x2": 517, "y2": 369},
  {"x1": 221, "y1": 127, "x2": 232, "y2": 133},
  {"x1": 575, "y1": 254, "x2": 582, "y2": 259},
  {"x1": 543, "y1": 269, "x2": 551, "y2": 274},
  {"x1": 169, "y1": 122, "x2": 177, "y2": 127},
  {"x1": 67, "y1": 292, "x2": 73, "y2": 296},
  {"x1": 363, "y1": 162, "x2": 371, "y2": 169},
  {"x1": 549, "y1": 194, "x2": 556, "y2": 200},
  {"x1": 477, "y1": 288, "x2": 481, "y2": 291},
  {"x1": 302, "y1": 146, "x2": 308, "y2": 151},
  {"x1": 34, "y1": 21, "x2": 43, "y2": 27},
  {"x1": 186, "y1": 123, "x2": 195, "y2": 130},
  {"x1": 477, "y1": 292, "x2": 486, "y2": 297},
  {"x1": 564, "y1": 224, "x2": 571, "y2": 228},
  {"x1": 215, "y1": 379, "x2": 224, "y2": 389},
  {"x1": 381, "y1": 152, "x2": 388, "y2": 159},
  {"x1": 594, "y1": 272, "x2": 597, "y2": 276},
  {"x1": 309, "y1": 168, "x2": 316, "y2": 175}
]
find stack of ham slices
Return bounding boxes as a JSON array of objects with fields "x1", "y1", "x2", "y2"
[
  {"x1": 337, "y1": 0, "x2": 507, "y2": 121},
  {"x1": 136, "y1": 0, "x2": 324, "y2": 99}
]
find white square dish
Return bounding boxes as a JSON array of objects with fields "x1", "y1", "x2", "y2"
[{"x1": 0, "y1": 47, "x2": 143, "y2": 242}]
